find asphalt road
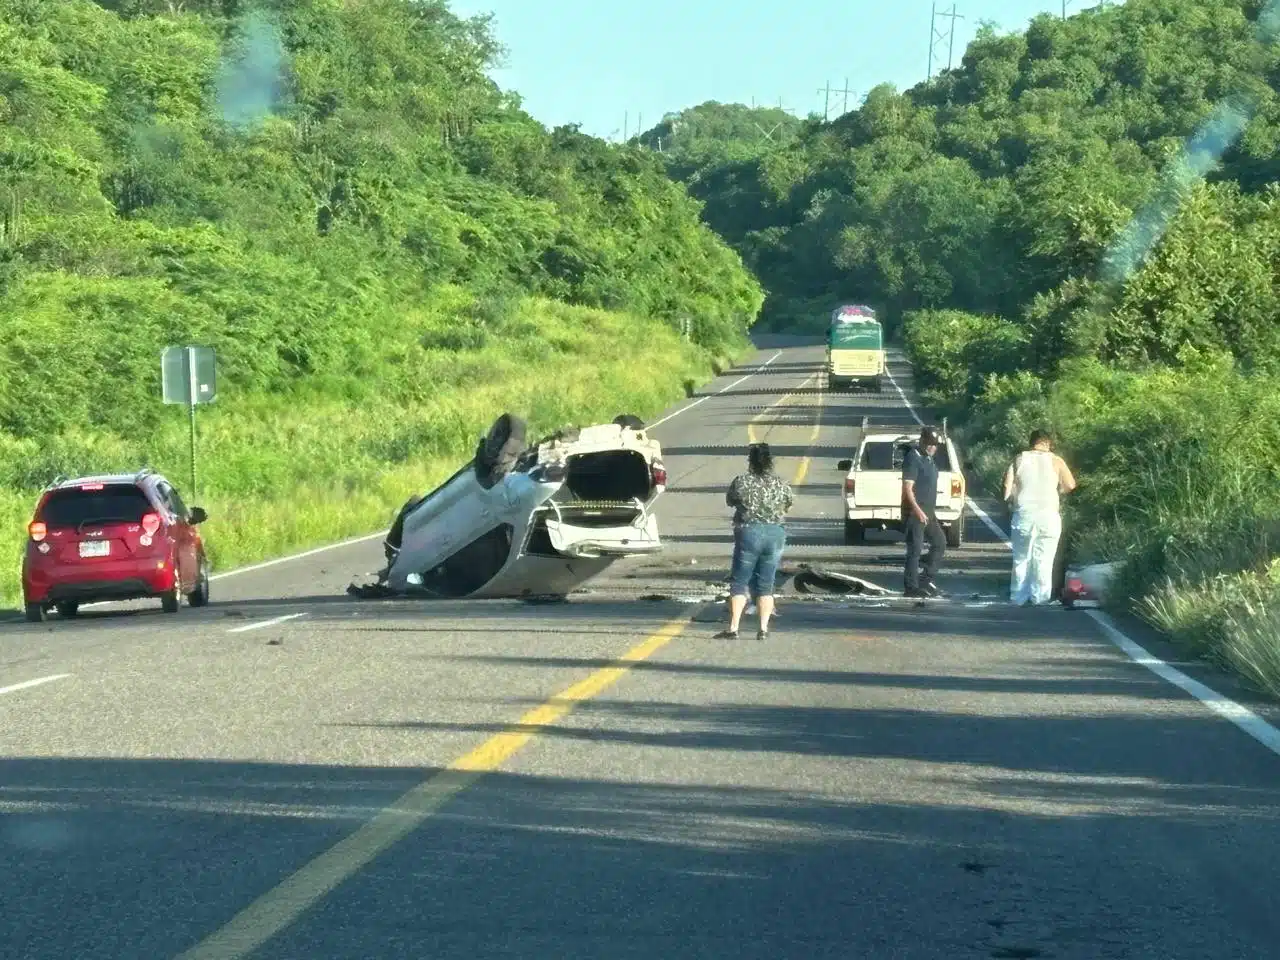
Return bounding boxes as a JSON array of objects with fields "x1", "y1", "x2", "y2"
[{"x1": 3, "y1": 341, "x2": 1280, "y2": 959}]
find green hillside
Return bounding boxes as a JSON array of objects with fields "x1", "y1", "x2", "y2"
[
  {"x1": 0, "y1": 0, "x2": 763, "y2": 607},
  {"x1": 651, "y1": 0, "x2": 1280, "y2": 695}
]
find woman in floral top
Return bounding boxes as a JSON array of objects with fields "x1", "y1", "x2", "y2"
[{"x1": 717, "y1": 442, "x2": 794, "y2": 640}]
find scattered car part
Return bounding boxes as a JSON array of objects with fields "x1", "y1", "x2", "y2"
[{"x1": 1061, "y1": 560, "x2": 1120, "y2": 609}]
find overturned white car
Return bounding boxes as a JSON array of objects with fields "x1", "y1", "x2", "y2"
[{"x1": 348, "y1": 413, "x2": 668, "y2": 600}]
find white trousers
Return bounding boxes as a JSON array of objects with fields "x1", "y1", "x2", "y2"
[{"x1": 1010, "y1": 509, "x2": 1062, "y2": 604}]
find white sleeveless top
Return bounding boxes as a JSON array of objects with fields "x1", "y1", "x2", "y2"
[{"x1": 1012, "y1": 450, "x2": 1059, "y2": 514}]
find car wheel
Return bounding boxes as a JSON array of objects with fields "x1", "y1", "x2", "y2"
[
  {"x1": 844, "y1": 520, "x2": 864, "y2": 545},
  {"x1": 55, "y1": 602, "x2": 79, "y2": 618},
  {"x1": 161, "y1": 587, "x2": 180, "y2": 613},
  {"x1": 24, "y1": 603, "x2": 46, "y2": 623},
  {"x1": 946, "y1": 516, "x2": 964, "y2": 548},
  {"x1": 188, "y1": 560, "x2": 210, "y2": 607},
  {"x1": 475, "y1": 413, "x2": 527, "y2": 488}
]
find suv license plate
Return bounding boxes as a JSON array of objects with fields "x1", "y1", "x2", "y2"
[{"x1": 79, "y1": 540, "x2": 110, "y2": 558}]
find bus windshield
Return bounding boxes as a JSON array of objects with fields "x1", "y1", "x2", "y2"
[{"x1": 829, "y1": 321, "x2": 882, "y2": 350}]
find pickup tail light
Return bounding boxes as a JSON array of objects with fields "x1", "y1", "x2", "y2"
[
  {"x1": 28, "y1": 520, "x2": 47, "y2": 542},
  {"x1": 652, "y1": 463, "x2": 668, "y2": 487},
  {"x1": 141, "y1": 513, "x2": 161, "y2": 536},
  {"x1": 844, "y1": 478, "x2": 855, "y2": 496},
  {"x1": 951, "y1": 476, "x2": 964, "y2": 498}
]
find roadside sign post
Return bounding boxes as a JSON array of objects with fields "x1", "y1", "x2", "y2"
[{"x1": 161, "y1": 346, "x2": 216, "y2": 500}]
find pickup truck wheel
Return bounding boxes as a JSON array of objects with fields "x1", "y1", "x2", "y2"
[
  {"x1": 55, "y1": 602, "x2": 79, "y2": 618},
  {"x1": 843, "y1": 520, "x2": 865, "y2": 545},
  {"x1": 946, "y1": 517, "x2": 965, "y2": 548},
  {"x1": 24, "y1": 603, "x2": 47, "y2": 623}
]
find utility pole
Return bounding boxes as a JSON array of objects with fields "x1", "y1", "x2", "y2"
[
  {"x1": 818, "y1": 80, "x2": 832, "y2": 121},
  {"x1": 928, "y1": 2, "x2": 964, "y2": 79},
  {"x1": 838, "y1": 78, "x2": 855, "y2": 114}
]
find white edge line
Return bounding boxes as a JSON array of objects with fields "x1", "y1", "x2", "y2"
[
  {"x1": 1086, "y1": 610, "x2": 1280, "y2": 758},
  {"x1": 196, "y1": 349, "x2": 784, "y2": 587},
  {"x1": 893, "y1": 356, "x2": 1280, "y2": 758},
  {"x1": 227, "y1": 612, "x2": 307, "y2": 634},
  {"x1": 209, "y1": 532, "x2": 388, "y2": 582},
  {"x1": 0, "y1": 674, "x2": 71, "y2": 697},
  {"x1": 648, "y1": 349, "x2": 783, "y2": 429}
]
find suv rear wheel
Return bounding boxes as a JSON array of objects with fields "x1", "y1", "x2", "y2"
[
  {"x1": 24, "y1": 603, "x2": 46, "y2": 623},
  {"x1": 55, "y1": 602, "x2": 79, "y2": 618}
]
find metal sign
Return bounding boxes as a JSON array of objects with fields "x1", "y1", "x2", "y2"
[
  {"x1": 162, "y1": 346, "x2": 216, "y2": 406},
  {"x1": 161, "y1": 346, "x2": 217, "y2": 501}
]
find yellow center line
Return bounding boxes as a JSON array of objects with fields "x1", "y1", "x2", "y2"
[
  {"x1": 790, "y1": 383, "x2": 826, "y2": 487},
  {"x1": 174, "y1": 618, "x2": 689, "y2": 960},
  {"x1": 746, "y1": 373, "x2": 817, "y2": 445}
]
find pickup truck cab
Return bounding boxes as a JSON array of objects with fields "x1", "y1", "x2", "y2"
[{"x1": 836, "y1": 420, "x2": 967, "y2": 547}]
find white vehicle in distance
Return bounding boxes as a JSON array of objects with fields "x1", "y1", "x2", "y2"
[
  {"x1": 836, "y1": 418, "x2": 967, "y2": 548},
  {"x1": 350, "y1": 413, "x2": 668, "y2": 600}
]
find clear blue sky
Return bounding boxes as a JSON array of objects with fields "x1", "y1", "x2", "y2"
[{"x1": 445, "y1": 0, "x2": 1103, "y2": 140}]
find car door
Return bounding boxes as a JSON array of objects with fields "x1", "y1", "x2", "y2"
[{"x1": 157, "y1": 481, "x2": 199, "y2": 588}]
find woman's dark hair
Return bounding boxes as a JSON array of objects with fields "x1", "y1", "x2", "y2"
[
  {"x1": 1029, "y1": 429, "x2": 1052, "y2": 448},
  {"x1": 748, "y1": 442, "x2": 774, "y2": 475}
]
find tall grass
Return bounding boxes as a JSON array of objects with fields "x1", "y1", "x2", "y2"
[{"x1": 1, "y1": 292, "x2": 743, "y2": 609}]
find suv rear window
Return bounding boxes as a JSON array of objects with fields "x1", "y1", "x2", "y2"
[
  {"x1": 860, "y1": 441, "x2": 953, "y2": 471},
  {"x1": 37, "y1": 484, "x2": 154, "y2": 529}
]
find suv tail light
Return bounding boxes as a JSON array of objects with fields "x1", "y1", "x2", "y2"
[
  {"x1": 141, "y1": 513, "x2": 162, "y2": 536},
  {"x1": 28, "y1": 520, "x2": 47, "y2": 542},
  {"x1": 651, "y1": 463, "x2": 668, "y2": 487}
]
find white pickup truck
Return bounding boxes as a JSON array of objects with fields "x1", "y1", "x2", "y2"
[{"x1": 836, "y1": 418, "x2": 968, "y2": 548}]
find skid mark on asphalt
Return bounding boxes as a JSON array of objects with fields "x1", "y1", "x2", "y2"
[{"x1": 173, "y1": 616, "x2": 691, "y2": 960}]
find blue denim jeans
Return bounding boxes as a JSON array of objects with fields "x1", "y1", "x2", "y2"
[{"x1": 729, "y1": 523, "x2": 787, "y2": 598}]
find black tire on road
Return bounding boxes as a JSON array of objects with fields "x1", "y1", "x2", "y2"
[
  {"x1": 161, "y1": 588, "x2": 180, "y2": 614},
  {"x1": 946, "y1": 516, "x2": 965, "y2": 548},
  {"x1": 844, "y1": 520, "x2": 864, "y2": 545},
  {"x1": 24, "y1": 603, "x2": 46, "y2": 623},
  {"x1": 188, "y1": 559, "x2": 210, "y2": 607},
  {"x1": 55, "y1": 602, "x2": 79, "y2": 618}
]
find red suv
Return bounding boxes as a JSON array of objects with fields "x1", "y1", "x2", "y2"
[{"x1": 22, "y1": 470, "x2": 211, "y2": 622}]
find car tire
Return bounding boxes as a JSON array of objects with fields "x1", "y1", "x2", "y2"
[
  {"x1": 946, "y1": 516, "x2": 965, "y2": 548},
  {"x1": 161, "y1": 588, "x2": 180, "y2": 614},
  {"x1": 24, "y1": 603, "x2": 46, "y2": 623},
  {"x1": 475, "y1": 413, "x2": 527, "y2": 488},
  {"x1": 188, "y1": 560, "x2": 210, "y2": 608},
  {"x1": 844, "y1": 520, "x2": 864, "y2": 544},
  {"x1": 55, "y1": 602, "x2": 79, "y2": 618}
]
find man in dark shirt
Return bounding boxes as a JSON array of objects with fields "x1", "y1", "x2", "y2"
[{"x1": 901, "y1": 426, "x2": 947, "y2": 598}]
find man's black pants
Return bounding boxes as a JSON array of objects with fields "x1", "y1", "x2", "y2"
[{"x1": 904, "y1": 512, "x2": 946, "y2": 590}]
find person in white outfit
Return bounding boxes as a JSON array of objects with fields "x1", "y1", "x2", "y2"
[{"x1": 1002, "y1": 430, "x2": 1077, "y2": 605}]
